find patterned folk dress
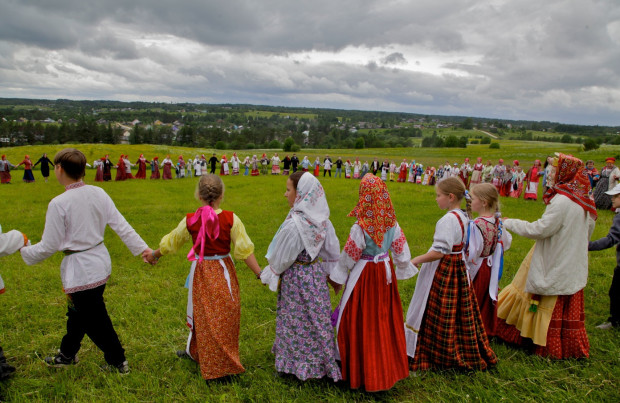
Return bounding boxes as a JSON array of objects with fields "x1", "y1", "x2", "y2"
[
  {"x1": 406, "y1": 210, "x2": 497, "y2": 371},
  {"x1": 465, "y1": 217, "x2": 511, "y2": 337},
  {"x1": 261, "y1": 172, "x2": 341, "y2": 381},
  {"x1": 159, "y1": 208, "x2": 255, "y2": 380}
]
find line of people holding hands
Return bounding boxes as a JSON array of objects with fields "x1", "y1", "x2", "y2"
[{"x1": 1, "y1": 148, "x2": 618, "y2": 393}]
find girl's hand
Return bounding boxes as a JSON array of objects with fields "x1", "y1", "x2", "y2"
[
  {"x1": 410, "y1": 257, "x2": 421, "y2": 268},
  {"x1": 327, "y1": 277, "x2": 342, "y2": 295}
]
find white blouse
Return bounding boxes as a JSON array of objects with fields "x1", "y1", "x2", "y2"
[
  {"x1": 261, "y1": 219, "x2": 340, "y2": 292},
  {"x1": 21, "y1": 183, "x2": 148, "y2": 294}
]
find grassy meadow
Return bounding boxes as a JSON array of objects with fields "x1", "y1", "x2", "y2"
[{"x1": 0, "y1": 144, "x2": 619, "y2": 402}]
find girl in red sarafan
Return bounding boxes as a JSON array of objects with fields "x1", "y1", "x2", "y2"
[{"x1": 330, "y1": 173, "x2": 417, "y2": 392}]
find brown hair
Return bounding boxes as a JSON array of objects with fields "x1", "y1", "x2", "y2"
[
  {"x1": 195, "y1": 174, "x2": 224, "y2": 205},
  {"x1": 54, "y1": 148, "x2": 86, "y2": 180},
  {"x1": 288, "y1": 171, "x2": 304, "y2": 190},
  {"x1": 470, "y1": 183, "x2": 500, "y2": 214}
]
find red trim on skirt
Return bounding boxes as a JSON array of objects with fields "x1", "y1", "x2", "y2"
[{"x1": 495, "y1": 290, "x2": 589, "y2": 359}]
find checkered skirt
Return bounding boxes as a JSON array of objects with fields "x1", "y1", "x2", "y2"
[{"x1": 411, "y1": 253, "x2": 498, "y2": 371}]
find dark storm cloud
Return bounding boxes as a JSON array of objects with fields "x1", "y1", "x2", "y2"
[{"x1": 0, "y1": 0, "x2": 618, "y2": 125}]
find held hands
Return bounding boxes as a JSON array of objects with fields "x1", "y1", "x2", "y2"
[
  {"x1": 327, "y1": 276, "x2": 342, "y2": 295},
  {"x1": 142, "y1": 248, "x2": 159, "y2": 265}
]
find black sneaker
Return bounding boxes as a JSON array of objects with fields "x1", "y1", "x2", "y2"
[
  {"x1": 115, "y1": 360, "x2": 130, "y2": 374},
  {"x1": 0, "y1": 364, "x2": 16, "y2": 380},
  {"x1": 45, "y1": 352, "x2": 79, "y2": 367}
]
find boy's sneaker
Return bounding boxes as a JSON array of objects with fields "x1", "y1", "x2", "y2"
[
  {"x1": 102, "y1": 360, "x2": 130, "y2": 374},
  {"x1": 596, "y1": 322, "x2": 614, "y2": 330},
  {"x1": 45, "y1": 352, "x2": 78, "y2": 367},
  {"x1": 116, "y1": 360, "x2": 130, "y2": 374}
]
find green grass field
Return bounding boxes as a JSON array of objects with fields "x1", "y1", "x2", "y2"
[{"x1": 0, "y1": 144, "x2": 619, "y2": 402}]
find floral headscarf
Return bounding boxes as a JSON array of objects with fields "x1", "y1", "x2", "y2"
[
  {"x1": 283, "y1": 172, "x2": 330, "y2": 259},
  {"x1": 349, "y1": 173, "x2": 396, "y2": 247},
  {"x1": 543, "y1": 153, "x2": 596, "y2": 219}
]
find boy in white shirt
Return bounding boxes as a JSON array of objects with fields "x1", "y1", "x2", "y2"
[
  {"x1": 0, "y1": 224, "x2": 29, "y2": 380},
  {"x1": 20, "y1": 148, "x2": 152, "y2": 374}
]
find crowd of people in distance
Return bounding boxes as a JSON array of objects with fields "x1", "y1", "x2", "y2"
[
  {"x1": 2, "y1": 146, "x2": 619, "y2": 392},
  {"x1": 4, "y1": 153, "x2": 619, "y2": 209}
]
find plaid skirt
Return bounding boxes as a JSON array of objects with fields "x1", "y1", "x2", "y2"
[
  {"x1": 495, "y1": 290, "x2": 589, "y2": 359},
  {"x1": 411, "y1": 253, "x2": 497, "y2": 371}
]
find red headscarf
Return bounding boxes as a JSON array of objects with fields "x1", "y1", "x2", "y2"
[
  {"x1": 349, "y1": 173, "x2": 396, "y2": 247},
  {"x1": 543, "y1": 153, "x2": 596, "y2": 219}
]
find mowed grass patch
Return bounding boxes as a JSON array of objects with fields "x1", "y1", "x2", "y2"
[{"x1": 0, "y1": 145, "x2": 618, "y2": 401}]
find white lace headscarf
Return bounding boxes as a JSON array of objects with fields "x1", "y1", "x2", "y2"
[{"x1": 285, "y1": 172, "x2": 330, "y2": 259}]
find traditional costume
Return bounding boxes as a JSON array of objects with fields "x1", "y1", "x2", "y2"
[
  {"x1": 102, "y1": 156, "x2": 113, "y2": 181},
  {"x1": 260, "y1": 154, "x2": 269, "y2": 175},
  {"x1": 150, "y1": 157, "x2": 160, "y2": 179},
  {"x1": 594, "y1": 158, "x2": 620, "y2": 210},
  {"x1": 251, "y1": 155, "x2": 260, "y2": 176},
  {"x1": 162, "y1": 156, "x2": 174, "y2": 180},
  {"x1": 231, "y1": 153, "x2": 240, "y2": 175},
  {"x1": 524, "y1": 160, "x2": 542, "y2": 200},
  {"x1": 459, "y1": 158, "x2": 472, "y2": 188},
  {"x1": 397, "y1": 160, "x2": 408, "y2": 182},
  {"x1": 115, "y1": 156, "x2": 126, "y2": 181},
  {"x1": 261, "y1": 173, "x2": 341, "y2": 381},
  {"x1": 123, "y1": 156, "x2": 134, "y2": 179},
  {"x1": 465, "y1": 215, "x2": 512, "y2": 336},
  {"x1": 331, "y1": 174, "x2": 417, "y2": 392},
  {"x1": 496, "y1": 154, "x2": 596, "y2": 359},
  {"x1": 17, "y1": 155, "x2": 35, "y2": 182},
  {"x1": 93, "y1": 159, "x2": 104, "y2": 182},
  {"x1": 313, "y1": 158, "x2": 320, "y2": 177},
  {"x1": 352, "y1": 159, "x2": 361, "y2": 179},
  {"x1": 470, "y1": 158, "x2": 484, "y2": 186},
  {"x1": 408, "y1": 162, "x2": 415, "y2": 183},
  {"x1": 344, "y1": 161, "x2": 352, "y2": 179},
  {"x1": 271, "y1": 154, "x2": 281, "y2": 175},
  {"x1": 158, "y1": 205, "x2": 255, "y2": 380},
  {"x1": 0, "y1": 156, "x2": 15, "y2": 184},
  {"x1": 405, "y1": 209, "x2": 497, "y2": 371},
  {"x1": 134, "y1": 154, "x2": 148, "y2": 179},
  {"x1": 511, "y1": 168, "x2": 526, "y2": 198}
]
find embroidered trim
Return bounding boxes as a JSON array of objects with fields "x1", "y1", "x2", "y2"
[
  {"x1": 63, "y1": 275, "x2": 109, "y2": 294},
  {"x1": 65, "y1": 181, "x2": 86, "y2": 191},
  {"x1": 405, "y1": 323, "x2": 419, "y2": 334}
]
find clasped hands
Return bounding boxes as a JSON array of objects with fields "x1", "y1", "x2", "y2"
[{"x1": 142, "y1": 248, "x2": 159, "y2": 265}]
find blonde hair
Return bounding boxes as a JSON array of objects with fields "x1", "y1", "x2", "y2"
[
  {"x1": 195, "y1": 174, "x2": 224, "y2": 205},
  {"x1": 470, "y1": 183, "x2": 500, "y2": 215},
  {"x1": 436, "y1": 177, "x2": 469, "y2": 216}
]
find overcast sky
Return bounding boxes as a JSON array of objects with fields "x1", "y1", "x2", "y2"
[{"x1": 1, "y1": 0, "x2": 619, "y2": 125}]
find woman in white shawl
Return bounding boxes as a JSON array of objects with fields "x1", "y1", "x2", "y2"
[{"x1": 261, "y1": 172, "x2": 341, "y2": 381}]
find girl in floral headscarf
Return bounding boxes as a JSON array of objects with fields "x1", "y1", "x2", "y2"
[
  {"x1": 115, "y1": 155, "x2": 126, "y2": 181},
  {"x1": 330, "y1": 173, "x2": 417, "y2": 392},
  {"x1": 496, "y1": 153, "x2": 596, "y2": 359},
  {"x1": 261, "y1": 172, "x2": 341, "y2": 381}
]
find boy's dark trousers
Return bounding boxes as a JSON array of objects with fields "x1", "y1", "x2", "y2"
[
  {"x1": 60, "y1": 284, "x2": 126, "y2": 366},
  {"x1": 610, "y1": 265, "x2": 620, "y2": 326}
]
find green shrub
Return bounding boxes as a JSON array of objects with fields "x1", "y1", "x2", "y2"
[{"x1": 489, "y1": 142, "x2": 500, "y2": 149}]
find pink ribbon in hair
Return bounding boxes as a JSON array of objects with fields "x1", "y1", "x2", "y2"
[{"x1": 186, "y1": 205, "x2": 220, "y2": 262}]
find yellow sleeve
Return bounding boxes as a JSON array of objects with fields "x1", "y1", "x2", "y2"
[
  {"x1": 159, "y1": 217, "x2": 192, "y2": 255},
  {"x1": 230, "y1": 213, "x2": 254, "y2": 260}
]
